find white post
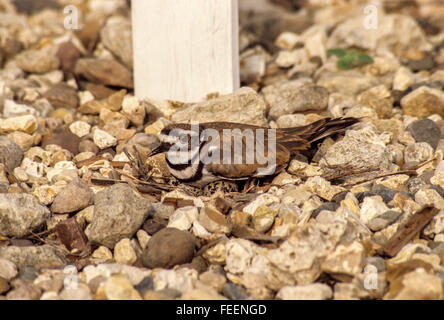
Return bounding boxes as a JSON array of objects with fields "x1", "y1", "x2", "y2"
[{"x1": 132, "y1": 0, "x2": 240, "y2": 103}]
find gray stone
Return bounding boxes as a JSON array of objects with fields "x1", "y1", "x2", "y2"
[
  {"x1": 406, "y1": 118, "x2": 442, "y2": 150},
  {"x1": 85, "y1": 184, "x2": 153, "y2": 248},
  {"x1": 0, "y1": 136, "x2": 24, "y2": 171},
  {"x1": 269, "y1": 84, "x2": 328, "y2": 119},
  {"x1": 100, "y1": 16, "x2": 133, "y2": 69},
  {"x1": 50, "y1": 177, "x2": 94, "y2": 213},
  {"x1": 0, "y1": 245, "x2": 66, "y2": 269},
  {"x1": 171, "y1": 87, "x2": 267, "y2": 126},
  {"x1": 367, "y1": 210, "x2": 402, "y2": 232},
  {"x1": 142, "y1": 228, "x2": 196, "y2": 269},
  {"x1": 0, "y1": 193, "x2": 50, "y2": 237}
]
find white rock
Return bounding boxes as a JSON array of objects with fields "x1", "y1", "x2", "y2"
[
  {"x1": 0, "y1": 115, "x2": 37, "y2": 134},
  {"x1": 393, "y1": 67, "x2": 416, "y2": 91},
  {"x1": 243, "y1": 193, "x2": 280, "y2": 215},
  {"x1": 167, "y1": 206, "x2": 199, "y2": 231},
  {"x1": 153, "y1": 268, "x2": 198, "y2": 293},
  {"x1": 275, "y1": 31, "x2": 302, "y2": 50},
  {"x1": 431, "y1": 160, "x2": 444, "y2": 189},
  {"x1": 3, "y1": 99, "x2": 38, "y2": 117},
  {"x1": 305, "y1": 176, "x2": 346, "y2": 201},
  {"x1": 93, "y1": 128, "x2": 117, "y2": 149},
  {"x1": 360, "y1": 196, "x2": 391, "y2": 225},
  {"x1": 404, "y1": 142, "x2": 434, "y2": 164},
  {"x1": 136, "y1": 230, "x2": 151, "y2": 250},
  {"x1": 0, "y1": 258, "x2": 18, "y2": 280},
  {"x1": 225, "y1": 239, "x2": 258, "y2": 275},
  {"x1": 69, "y1": 121, "x2": 91, "y2": 138},
  {"x1": 415, "y1": 189, "x2": 444, "y2": 210},
  {"x1": 114, "y1": 238, "x2": 137, "y2": 265},
  {"x1": 277, "y1": 283, "x2": 333, "y2": 300},
  {"x1": 122, "y1": 95, "x2": 145, "y2": 126}
]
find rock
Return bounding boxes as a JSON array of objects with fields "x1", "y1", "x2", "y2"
[
  {"x1": 262, "y1": 78, "x2": 310, "y2": 108},
  {"x1": 327, "y1": 14, "x2": 431, "y2": 57},
  {"x1": 93, "y1": 128, "x2": 117, "y2": 149},
  {"x1": 222, "y1": 282, "x2": 249, "y2": 300},
  {"x1": 171, "y1": 87, "x2": 267, "y2": 126},
  {"x1": 42, "y1": 131, "x2": 81, "y2": 156},
  {"x1": 6, "y1": 282, "x2": 41, "y2": 300},
  {"x1": 252, "y1": 205, "x2": 276, "y2": 233},
  {"x1": 0, "y1": 259, "x2": 18, "y2": 281},
  {"x1": 50, "y1": 177, "x2": 93, "y2": 214},
  {"x1": 3, "y1": 99, "x2": 37, "y2": 118},
  {"x1": 167, "y1": 206, "x2": 198, "y2": 231},
  {"x1": 134, "y1": 276, "x2": 154, "y2": 296},
  {"x1": 85, "y1": 183, "x2": 153, "y2": 249},
  {"x1": 415, "y1": 189, "x2": 444, "y2": 210},
  {"x1": 153, "y1": 268, "x2": 198, "y2": 293},
  {"x1": 136, "y1": 230, "x2": 151, "y2": 250},
  {"x1": 56, "y1": 41, "x2": 82, "y2": 78},
  {"x1": 198, "y1": 206, "x2": 231, "y2": 234},
  {"x1": 0, "y1": 193, "x2": 50, "y2": 237},
  {"x1": 0, "y1": 115, "x2": 37, "y2": 134},
  {"x1": 59, "y1": 287, "x2": 92, "y2": 300},
  {"x1": 55, "y1": 218, "x2": 88, "y2": 253},
  {"x1": 357, "y1": 85, "x2": 393, "y2": 119},
  {"x1": 305, "y1": 176, "x2": 346, "y2": 201},
  {"x1": 431, "y1": 160, "x2": 444, "y2": 190},
  {"x1": 387, "y1": 269, "x2": 443, "y2": 300},
  {"x1": 141, "y1": 228, "x2": 196, "y2": 269},
  {"x1": 199, "y1": 271, "x2": 227, "y2": 293},
  {"x1": 100, "y1": 16, "x2": 133, "y2": 69},
  {"x1": 275, "y1": 31, "x2": 302, "y2": 50},
  {"x1": 321, "y1": 241, "x2": 365, "y2": 281},
  {"x1": 74, "y1": 58, "x2": 133, "y2": 89},
  {"x1": 104, "y1": 274, "x2": 142, "y2": 300},
  {"x1": 0, "y1": 277, "x2": 10, "y2": 295},
  {"x1": 393, "y1": 66, "x2": 416, "y2": 91},
  {"x1": 401, "y1": 86, "x2": 444, "y2": 118},
  {"x1": 43, "y1": 84, "x2": 79, "y2": 109},
  {"x1": 114, "y1": 238, "x2": 137, "y2": 266},
  {"x1": 360, "y1": 196, "x2": 392, "y2": 226},
  {"x1": 276, "y1": 283, "x2": 332, "y2": 300},
  {"x1": 269, "y1": 83, "x2": 328, "y2": 119},
  {"x1": 406, "y1": 119, "x2": 442, "y2": 150},
  {"x1": 7, "y1": 131, "x2": 33, "y2": 152},
  {"x1": 239, "y1": 46, "x2": 267, "y2": 83},
  {"x1": 69, "y1": 121, "x2": 91, "y2": 138},
  {"x1": 367, "y1": 210, "x2": 402, "y2": 232},
  {"x1": 15, "y1": 46, "x2": 60, "y2": 74},
  {"x1": 320, "y1": 124, "x2": 391, "y2": 174},
  {"x1": 0, "y1": 136, "x2": 23, "y2": 171},
  {"x1": 0, "y1": 245, "x2": 66, "y2": 269},
  {"x1": 91, "y1": 246, "x2": 113, "y2": 261},
  {"x1": 404, "y1": 142, "x2": 434, "y2": 166},
  {"x1": 78, "y1": 89, "x2": 126, "y2": 115},
  {"x1": 317, "y1": 70, "x2": 378, "y2": 97},
  {"x1": 121, "y1": 95, "x2": 145, "y2": 126}
]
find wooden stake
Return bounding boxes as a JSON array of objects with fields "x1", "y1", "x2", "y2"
[{"x1": 132, "y1": 0, "x2": 240, "y2": 103}]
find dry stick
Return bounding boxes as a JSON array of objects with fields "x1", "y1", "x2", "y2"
[{"x1": 383, "y1": 207, "x2": 439, "y2": 258}]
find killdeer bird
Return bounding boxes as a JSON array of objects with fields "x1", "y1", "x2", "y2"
[{"x1": 148, "y1": 117, "x2": 359, "y2": 188}]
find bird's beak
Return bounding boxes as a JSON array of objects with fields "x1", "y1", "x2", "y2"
[{"x1": 147, "y1": 142, "x2": 168, "y2": 158}]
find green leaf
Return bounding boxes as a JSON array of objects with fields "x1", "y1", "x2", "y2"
[
  {"x1": 337, "y1": 59, "x2": 353, "y2": 70},
  {"x1": 357, "y1": 54, "x2": 374, "y2": 64},
  {"x1": 327, "y1": 48, "x2": 347, "y2": 58}
]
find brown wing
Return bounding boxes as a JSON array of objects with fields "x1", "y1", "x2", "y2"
[{"x1": 199, "y1": 124, "x2": 290, "y2": 179}]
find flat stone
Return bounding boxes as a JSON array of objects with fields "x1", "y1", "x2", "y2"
[
  {"x1": 0, "y1": 136, "x2": 23, "y2": 171},
  {"x1": 401, "y1": 86, "x2": 444, "y2": 118},
  {"x1": 269, "y1": 83, "x2": 328, "y2": 119},
  {"x1": 85, "y1": 183, "x2": 153, "y2": 249},
  {"x1": 43, "y1": 83, "x2": 79, "y2": 109},
  {"x1": 0, "y1": 193, "x2": 50, "y2": 237},
  {"x1": 277, "y1": 283, "x2": 332, "y2": 300},
  {"x1": 0, "y1": 245, "x2": 66, "y2": 269},
  {"x1": 171, "y1": 87, "x2": 267, "y2": 126},
  {"x1": 15, "y1": 46, "x2": 60, "y2": 74},
  {"x1": 50, "y1": 177, "x2": 93, "y2": 214},
  {"x1": 0, "y1": 115, "x2": 37, "y2": 134},
  {"x1": 74, "y1": 58, "x2": 133, "y2": 89},
  {"x1": 406, "y1": 118, "x2": 442, "y2": 150},
  {"x1": 41, "y1": 131, "x2": 81, "y2": 156},
  {"x1": 100, "y1": 16, "x2": 133, "y2": 69}
]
